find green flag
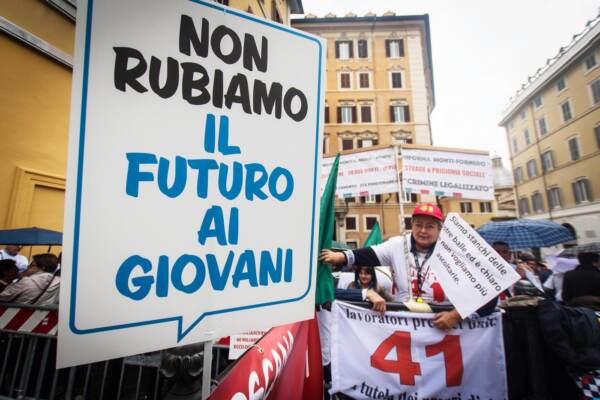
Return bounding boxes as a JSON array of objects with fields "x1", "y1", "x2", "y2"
[
  {"x1": 363, "y1": 221, "x2": 383, "y2": 247},
  {"x1": 316, "y1": 154, "x2": 340, "y2": 305}
]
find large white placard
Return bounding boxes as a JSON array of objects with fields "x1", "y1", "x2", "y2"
[
  {"x1": 402, "y1": 146, "x2": 494, "y2": 200},
  {"x1": 428, "y1": 213, "x2": 520, "y2": 318},
  {"x1": 330, "y1": 302, "x2": 508, "y2": 399},
  {"x1": 321, "y1": 147, "x2": 398, "y2": 197},
  {"x1": 59, "y1": 0, "x2": 324, "y2": 367}
]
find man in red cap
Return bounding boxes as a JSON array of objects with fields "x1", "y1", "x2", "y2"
[{"x1": 321, "y1": 203, "x2": 465, "y2": 330}]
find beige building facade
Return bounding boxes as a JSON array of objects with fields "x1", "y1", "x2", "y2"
[
  {"x1": 499, "y1": 16, "x2": 600, "y2": 244},
  {"x1": 292, "y1": 13, "x2": 436, "y2": 247}
]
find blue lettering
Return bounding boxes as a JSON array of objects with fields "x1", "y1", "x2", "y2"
[
  {"x1": 125, "y1": 153, "x2": 158, "y2": 197},
  {"x1": 232, "y1": 250, "x2": 258, "y2": 288},
  {"x1": 188, "y1": 158, "x2": 218, "y2": 198},
  {"x1": 218, "y1": 162, "x2": 243, "y2": 200},
  {"x1": 244, "y1": 163, "x2": 268, "y2": 200},
  {"x1": 206, "y1": 251, "x2": 234, "y2": 291},
  {"x1": 115, "y1": 255, "x2": 154, "y2": 300},
  {"x1": 268, "y1": 167, "x2": 294, "y2": 201},
  {"x1": 197, "y1": 206, "x2": 228, "y2": 245},
  {"x1": 158, "y1": 156, "x2": 187, "y2": 198},
  {"x1": 217, "y1": 115, "x2": 241, "y2": 155},
  {"x1": 170, "y1": 255, "x2": 205, "y2": 294}
]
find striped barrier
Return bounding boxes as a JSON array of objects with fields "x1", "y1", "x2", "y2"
[{"x1": 0, "y1": 305, "x2": 58, "y2": 336}]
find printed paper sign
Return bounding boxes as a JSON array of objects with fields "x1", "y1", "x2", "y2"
[
  {"x1": 402, "y1": 146, "x2": 494, "y2": 200},
  {"x1": 59, "y1": 0, "x2": 324, "y2": 367},
  {"x1": 330, "y1": 302, "x2": 508, "y2": 400},
  {"x1": 321, "y1": 147, "x2": 398, "y2": 197},
  {"x1": 428, "y1": 213, "x2": 520, "y2": 318},
  {"x1": 229, "y1": 330, "x2": 266, "y2": 360}
]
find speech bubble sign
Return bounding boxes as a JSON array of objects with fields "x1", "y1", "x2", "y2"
[{"x1": 58, "y1": 0, "x2": 324, "y2": 368}]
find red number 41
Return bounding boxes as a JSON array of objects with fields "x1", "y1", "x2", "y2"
[{"x1": 370, "y1": 332, "x2": 463, "y2": 387}]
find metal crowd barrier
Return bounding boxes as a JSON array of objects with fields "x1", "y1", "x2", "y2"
[{"x1": 0, "y1": 302, "x2": 232, "y2": 400}]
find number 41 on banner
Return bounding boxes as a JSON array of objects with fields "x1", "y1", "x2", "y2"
[{"x1": 370, "y1": 332, "x2": 463, "y2": 386}]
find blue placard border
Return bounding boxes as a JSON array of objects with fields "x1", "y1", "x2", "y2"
[{"x1": 69, "y1": 0, "x2": 323, "y2": 339}]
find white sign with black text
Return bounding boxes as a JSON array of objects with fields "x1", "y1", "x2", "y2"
[
  {"x1": 59, "y1": 0, "x2": 324, "y2": 367},
  {"x1": 427, "y1": 213, "x2": 521, "y2": 318}
]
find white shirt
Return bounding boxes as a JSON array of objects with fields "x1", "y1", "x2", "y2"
[{"x1": 0, "y1": 249, "x2": 29, "y2": 274}]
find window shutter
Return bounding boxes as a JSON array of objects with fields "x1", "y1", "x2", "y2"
[
  {"x1": 335, "y1": 42, "x2": 340, "y2": 59},
  {"x1": 373, "y1": 139, "x2": 379, "y2": 146},
  {"x1": 325, "y1": 106, "x2": 329, "y2": 124},
  {"x1": 348, "y1": 41, "x2": 354, "y2": 58},
  {"x1": 399, "y1": 39, "x2": 405, "y2": 57},
  {"x1": 376, "y1": 194, "x2": 382, "y2": 203},
  {"x1": 585, "y1": 180, "x2": 593, "y2": 200},
  {"x1": 351, "y1": 106, "x2": 357, "y2": 123},
  {"x1": 389, "y1": 105, "x2": 395, "y2": 122},
  {"x1": 337, "y1": 107, "x2": 341, "y2": 123},
  {"x1": 572, "y1": 182, "x2": 580, "y2": 203},
  {"x1": 385, "y1": 40, "x2": 390, "y2": 57},
  {"x1": 405, "y1": 105, "x2": 411, "y2": 122}
]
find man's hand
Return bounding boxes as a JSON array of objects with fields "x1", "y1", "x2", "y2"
[
  {"x1": 432, "y1": 309, "x2": 462, "y2": 331},
  {"x1": 516, "y1": 262, "x2": 533, "y2": 279},
  {"x1": 319, "y1": 249, "x2": 346, "y2": 266},
  {"x1": 366, "y1": 289, "x2": 386, "y2": 314}
]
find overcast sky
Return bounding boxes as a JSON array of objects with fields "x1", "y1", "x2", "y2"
[{"x1": 299, "y1": 0, "x2": 600, "y2": 165}]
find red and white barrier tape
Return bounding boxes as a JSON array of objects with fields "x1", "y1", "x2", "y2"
[{"x1": 0, "y1": 306, "x2": 58, "y2": 335}]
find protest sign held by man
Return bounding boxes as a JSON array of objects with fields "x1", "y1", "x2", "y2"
[{"x1": 320, "y1": 203, "x2": 496, "y2": 330}]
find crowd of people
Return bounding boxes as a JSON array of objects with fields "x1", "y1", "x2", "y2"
[{"x1": 0, "y1": 245, "x2": 60, "y2": 306}]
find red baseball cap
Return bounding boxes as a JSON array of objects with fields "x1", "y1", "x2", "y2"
[{"x1": 412, "y1": 203, "x2": 444, "y2": 222}]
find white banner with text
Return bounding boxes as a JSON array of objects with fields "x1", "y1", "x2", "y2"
[
  {"x1": 330, "y1": 302, "x2": 508, "y2": 400},
  {"x1": 321, "y1": 147, "x2": 398, "y2": 198},
  {"x1": 401, "y1": 146, "x2": 494, "y2": 200}
]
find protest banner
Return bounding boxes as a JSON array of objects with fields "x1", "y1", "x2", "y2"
[
  {"x1": 59, "y1": 0, "x2": 324, "y2": 367},
  {"x1": 427, "y1": 213, "x2": 521, "y2": 318},
  {"x1": 209, "y1": 318, "x2": 323, "y2": 400},
  {"x1": 229, "y1": 330, "x2": 267, "y2": 360},
  {"x1": 321, "y1": 147, "x2": 398, "y2": 198},
  {"x1": 401, "y1": 145, "x2": 494, "y2": 200},
  {"x1": 330, "y1": 302, "x2": 508, "y2": 399}
]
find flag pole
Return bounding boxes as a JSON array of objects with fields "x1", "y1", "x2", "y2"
[{"x1": 393, "y1": 145, "x2": 414, "y2": 302}]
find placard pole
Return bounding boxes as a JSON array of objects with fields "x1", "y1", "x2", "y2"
[
  {"x1": 393, "y1": 145, "x2": 414, "y2": 302},
  {"x1": 202, "y1": 340, "x2": 213, "y2": 400}
]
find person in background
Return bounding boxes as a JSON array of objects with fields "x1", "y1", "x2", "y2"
[
  {"x1": 562, "y1": 252, "x2": 600, "y2": 306},
  {"x1": 543, "y1": 253, "x2": 579, "y2": 302},
  {"x1": 0, "y1": 253, "x2": 60, "y2": 306},
  {"x1": 0, "y1": 245, "x2": 29, "y2": 275},
  {"x1": 347, "y1": 266, "x2": 393, "y2": 302},
  {"x1": 0, "y1": 260, "x2": 18, "y2": 293}
]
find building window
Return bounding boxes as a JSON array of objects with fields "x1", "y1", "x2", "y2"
[
  {"x1": 524, "y1": 129, "x2": 531, "y2": 145},
  {"x1": 359, "y1": 72, "x2": 370, "y2": 89},
  {"x1": 532, "y1": 192, "x2": 544, "y2": 213},
  {"x1": 480, "y1": 202, "x2": 492, "y2": 213},
  {"x1": 590, "y1": 78, "x2": 600, "y2": 105},
  {"x1": 585, "y1": 54, "x2": 597, "y2": 71},
  {"x1": 390, "y1": 104, "x2": 410, "y2": 122},
  {"x1": 561, "y1": 100, "x2": 573, "y2": 122},
  {"x1": 390, "y1": 72, "x2": 403, "y2": 88},
  {"x1": 360, "y1": 105, "x2": 372, "y2": 123},
  {"x1": 533, "y1": 95, "x2": 543, "y2": 109},
  {"x1": 460, "y1": 202, "x2": 473, "y2": 213},
  {"x1": 512, "y1": 138, "x2": 518, "y2": 153},
  {"x1": 340, "y1": 73, "x2": 351, "y2": 89},
  {"x1": 509, "y1": 120, "x2": 515, "y2": 130},
  {"x1": 364, "y1": 194, "x2": 382, "y2": 203},
  {"x1": 541, "y1": 150, "x2": 554, "y2": 172},
  {"x1": 557, "y1": 77, "x2": 567, "y2": 92},
  {"x1": 342, "y1": 138, "x2": 354, "y2": 151},
  {"x1": 336, "y1": 40, "x2": 353, "y2": 59},
  {"x1": 547, "y1": 187, "x2": 562, "y2": 209},
  {"x1": 572, "y1": 178, "x2": 593, "y2": 203},
  {"x1": 526, "y1": 159, "x2": 538, "y2": 178},
  {"x1": 538, "y1": 117, "x2": 548, "y2": 135},
  {"x1": 365, "y1": 216, "x2": 379, "y2": 230},
  {"x1": 358, "y1": 138, "x2": 378, "y2": 148},
  {"x1": 404, "y1": 217, "x2": 413, "y2": 230},
  {"x1": 270, "y1": 0, "x2": 282, "y2": 23},
  {"x1": 595, "y1": 124, "x2": 600, "y2": 148},
  {"x1": 520, "y1": 111, "x2": 526, "y2": 120},
  {"x1": 345, "y1": 216, "x2": 357, "y2": 231},
  {"x1": 518, "y1": 198, "x2": 530, "y2": 215},
  {"x1": 514, "y1": 167, "x2": 524, "y2": 184},
  {"x1": 322, "y1": 136, "x2": 328, "y2": 154},
  {"x1": 338, "y1": 106, "x2": 356, "y2": 124},
  {"x1": 568, "y1": 136, "x2": 580, "y2": 161},
  {"x1": 358, "y1": 39, "x2": 368, "y2": 58},
  {"x1": 325, "y1": 106, "x2": 330, "y2": 124},
  {"x1": 386, "y1": 39, "x2": 404, "y2": 58}
]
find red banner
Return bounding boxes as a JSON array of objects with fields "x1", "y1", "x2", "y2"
[{"x1": 210, "y1": 317, "x2": 323, "y2": 400}]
